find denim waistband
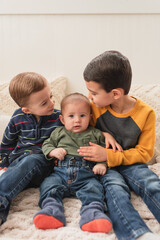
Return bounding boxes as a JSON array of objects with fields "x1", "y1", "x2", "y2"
[{"x1": 57, "y1": 156, "x2": 96, "y2": 168}]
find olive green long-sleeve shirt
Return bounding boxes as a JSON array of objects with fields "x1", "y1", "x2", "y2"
[{"x1": 42, "y1": 126, "x2": 105, "y2": 160}]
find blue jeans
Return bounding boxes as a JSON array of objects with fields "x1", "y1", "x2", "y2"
[
  {"x1": 0, "y1": 152, "x2": 54, "y2": 223},
  {"x1": 100, "y1": 163, "x2": 160, "y2": 240},
  {"x1": 39, "y1": 156, "x2": 105, "y2": 208}
]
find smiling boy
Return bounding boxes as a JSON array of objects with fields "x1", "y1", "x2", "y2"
[{"x1": 0, "y1": 72, "x2": 62, "y2": 225}]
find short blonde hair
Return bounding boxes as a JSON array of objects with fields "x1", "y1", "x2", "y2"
[
  {"x1": 9, "y1": 72, "x2": 48, "y2": 107},
  {"x1": 61, "y1": 93, "x2": 91, "y2": 114}
]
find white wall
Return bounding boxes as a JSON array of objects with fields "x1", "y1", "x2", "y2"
[{"x1": 0, "y1": 0, "x2": 160, "y2": 95}]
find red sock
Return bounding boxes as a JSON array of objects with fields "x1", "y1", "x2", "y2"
[
  {"x1": 81, "y1": 218, "x2": 112, "y2": 233},
  {"x1": 33, "y1": 214, "x2": 64, "y2": 230}
]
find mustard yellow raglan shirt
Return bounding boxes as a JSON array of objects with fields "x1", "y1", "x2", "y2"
[{"x1": 90, "y1": 97, "x2": 156, "y2": 167}]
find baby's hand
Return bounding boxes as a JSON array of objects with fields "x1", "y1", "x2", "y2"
[
  {"x1": 48, "y1": 148, "x2": 67, "y2": 161},
  {"x1": 92, "y1": 163, "x2": 107, "y2": 175}
]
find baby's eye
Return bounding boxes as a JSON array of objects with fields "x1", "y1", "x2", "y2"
[
  {"x1": 69, "y1": 114, "x2": 74, "y2": 118},
  {"x1": 80, "y1": 114, "x2": 85, "y2": 117}
]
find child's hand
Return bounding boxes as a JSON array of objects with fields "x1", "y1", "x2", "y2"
[
  {"x1": 92, "y1": 163, "x2": 107, "y2": 175},
  {"x1": 48, "y1": 148, "x2": 67, "y2": 161},
  {"x1": 78, "y1": 142, "x2": 107, "y2": 162},
  {"x1": 102, "y1": 132, "x2": 123, "y2": 152}
]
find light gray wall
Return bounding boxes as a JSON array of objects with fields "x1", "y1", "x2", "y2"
[{"x1": 0, "y1": 0, "x2": 160, "y2": 95}]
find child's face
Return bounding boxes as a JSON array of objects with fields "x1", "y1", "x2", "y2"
[
  {"x1": 85, "y1": 81, "x2": 113, "y2": 107},
  {"x1": 22, "y1": 84, "x2": 55, "y2": 121},
  {"x1": 60, "y1": 102, "x2": 91, "y2": 133}
]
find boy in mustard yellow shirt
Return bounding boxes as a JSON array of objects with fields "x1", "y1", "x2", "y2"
[{"x1": 78, "y1": 51, "x2": 160, "y2": 240}]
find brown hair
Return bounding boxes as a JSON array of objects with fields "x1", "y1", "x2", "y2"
[
  {"x1": 9, "y1": 72, "x2": 48, "y2": 107},
  {"x1": 61, "y1": 93, "x2": 91, "y2": 114},
  {"x1": 83, "y1": 50, "x2": 132, "y2": 94}
]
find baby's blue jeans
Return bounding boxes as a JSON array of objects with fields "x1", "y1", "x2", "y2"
[
  {"x1": 100, "y1": 163, "x2": 160, "y2": 240},
  {"x1": 38, "y1": 156, "x2": 110, "y2": 227}
]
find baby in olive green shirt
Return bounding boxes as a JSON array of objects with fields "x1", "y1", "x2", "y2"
[
  {"x1": 42, "y1": 92, "x2": 107, "y2": 175},
  {"x1": 33, "y1": 93, "x2": 117, "y2": 232}
]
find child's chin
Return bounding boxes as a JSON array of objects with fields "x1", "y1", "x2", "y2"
[
  {"x1": 47, "y1": 109, "x2": 54, "y2": 115},
  {"x1": 92, "y1": 102, "x2": 101, "y2": 108},
  {"x1": 72, "y1": 129, "x2": 81, "y2": 133}
]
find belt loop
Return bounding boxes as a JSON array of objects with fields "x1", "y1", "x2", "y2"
[
  {"x1": 58, "y1": 160, "x2": 61, "y2": 168},
  {"x1": 69, "y1": 158, "x2": 73, "y2": 167},
  {"x1": 82, "y1": 158, "x2": 85, "y2": 167}
]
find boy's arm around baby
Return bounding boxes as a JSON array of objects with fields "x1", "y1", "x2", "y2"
[{"x1": 78, "y1": 107, "x2": 156, "y2": 167}]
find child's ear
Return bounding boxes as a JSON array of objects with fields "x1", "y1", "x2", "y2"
[
  {"x1": 59, "y1": 114, "x2": 65, "y2": 125},
  {"x1": 112, "y1": 88, "x2": 123, "y2": 100},
  {"x1": 21, "y1": 107, "x2": 32, "y2": 114}
]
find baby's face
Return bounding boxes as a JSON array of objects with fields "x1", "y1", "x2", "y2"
[{"x1": 60, "y1": 102, "x2": 91, "y2": 133}]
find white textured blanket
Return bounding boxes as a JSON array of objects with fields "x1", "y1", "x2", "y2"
[{"x1": 0, "y1": 164, "x2": 160, "y2": 240}]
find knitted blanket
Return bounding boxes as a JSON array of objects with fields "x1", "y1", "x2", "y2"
[{"x1": 0, "y1": 164, "x2": 160, "y2": 240}]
